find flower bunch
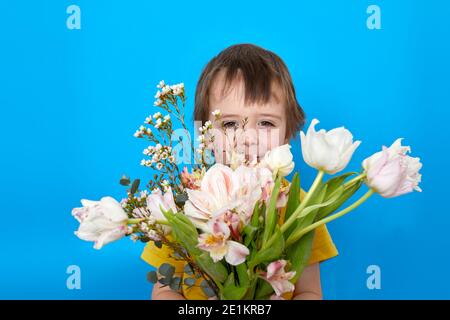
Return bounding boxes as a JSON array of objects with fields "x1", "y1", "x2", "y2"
[{"x1": 72, "y1": 81, "x2": 422, "y2": 299}]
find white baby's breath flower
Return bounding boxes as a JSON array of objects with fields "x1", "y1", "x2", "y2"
[
  {"x1": 161, "y1": 180, "x2": 169, "y2": 186},
  {"x1": 164, "y1": 115, "x2": 171, "y2": 122},
  {"x1": 162, "y1": 86, "x2": 171, "y2": 95},
  {"x1": 168, "y1": 155, "x2": 175, "y2": 163},
  {"x1": 153, "y1": 112, "x2": 162, "y2": 119},
  {"x1": 134, "y1": 130, "x2": 142, "y2": 138},
  {"x1": 130, "y1": 234, "x2": 139, "y2": 242},
  {"x1": 157, "y1": 80, "x2": 165, "y2": 89},
  {"x1": 211, "y1": 109, "x2": 221, "y2": 118},
  {"x1": 156, "y1": 163, "x2": 163, "y2": 170},
  {"x1": 140, "y1": 159, "x2": 146, "y2": 166},
  {"x1": 204, "y1": 120, "x2": 212, "y2": 128},
  {"x1": 140, "y1": 190, "x2": 149, "y2": 199},
  {"x1": 155, "y1": 144, "x2": 162, "y2": 150},
  {"x1": 154, "y1": 99, "x2": 162, "y2": 106},
  {"x1": 139, "y1": 125, "x2": 145, "y2": 131},
  {"x1": 155, "y1": 90, "x2": 161, "y2": 99}
]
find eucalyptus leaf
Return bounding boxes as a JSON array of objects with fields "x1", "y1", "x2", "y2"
[
  {"x1": 184, "y1": 277, "x2": 196, "y2": 287},
  {"x1": 147, "y1": 271, "x2": 158, "y2": 284},
  {"x1": 130, "y1": 179, "x2": 140, "y2": 194},
  {"x1": 169, "y1": 277, "x2": 182, "y2": 291},
  {"x1": 158, "y1": 263, "x2": 175, "y2": 279},
  {"x1": 200, "y1": 280, "x2": 216, "y2": 297}
]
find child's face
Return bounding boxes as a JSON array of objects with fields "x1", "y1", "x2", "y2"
[{"x1": 208, "y1": 70, "x2": 288, "y2": 163}]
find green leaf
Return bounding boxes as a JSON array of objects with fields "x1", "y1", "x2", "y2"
[
  {"x1": 316, "y1": 179, "x2": 363, "y2": 220},
  {"x1": 130, "y1": 179, "x2": 140, "y2": 194},
  {"x1": 170, "y1": 277, "x2": 182, "y2": 291},
  {"x1": 236, "y1": 263, "x2": 250, "y2": 287},
  {"x1": 158, "y1": 263, "x2": 175, "y2": 279},
  {"x1": 147, "y1": 271, "x2": 158, "y2": 283},
  {"x1": 248, "y1": 227, "x2": 284, "y2": 270},
  {"x1": 196, "y1": 252, "x2": 228, "y2": 283},
  {"x1": 284, "y1": 172, "x2": 300, "y2": 222},
  {"x1": 243, "y1": 225, "x2": 258, "y2": 247},
  {"x1": 222, "y1": 273, "x2": 249, "y2": 300},
  {"x1": 119, "y1": 175, "x2": 130, "y2": 186},
  {"x1": 262, "y1": 177, "x2": 281, "y2": 245},
  {"x1": 296, "y1": 187, "x2": 343, "y2": 219}
]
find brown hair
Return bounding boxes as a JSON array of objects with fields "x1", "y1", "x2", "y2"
[{"x1": 193, "y1": 43, "x2": 305, "y2": 139}]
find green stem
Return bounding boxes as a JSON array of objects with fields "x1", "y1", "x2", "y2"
[
  {"x1": 286, "y1": 189, "x2": 375, "y2": 246},
  {"x1": 280, "y1": 170, "x2": 325, "y2": 234},
  {"x1": 343, "y1": 172, "x2": 367, "y2": 190},
  {"x1": 127, "y1": 218, "x2": 145, "y2": 224}
]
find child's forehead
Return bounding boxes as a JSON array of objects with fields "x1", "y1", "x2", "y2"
[{"x1": 209, "y1": 72, "x2": 283, "y2": 106}]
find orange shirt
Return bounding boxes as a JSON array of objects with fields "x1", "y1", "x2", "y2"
[{"x1": 141, "y1": 188, "x2": 338, "y2": 299}]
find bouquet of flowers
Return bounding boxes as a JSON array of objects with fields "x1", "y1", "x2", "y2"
[{"x1": 72, "y1": 81, "x2": 422, "y2": 300}]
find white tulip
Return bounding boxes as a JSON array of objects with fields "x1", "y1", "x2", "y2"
[
  {"x1": 300, "y1": 119, "x2": 361, "y2": 174},
  {"x1": 261, "y1": 144, "x2": 295, "y2": 177},
  {"x1": 72, "y1": 197, "x2": 128, "y2": 249}
]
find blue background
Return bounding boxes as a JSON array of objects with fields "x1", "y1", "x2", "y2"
[{"x1": 0, "y1": 0, "x2": 448, "y2": 299}]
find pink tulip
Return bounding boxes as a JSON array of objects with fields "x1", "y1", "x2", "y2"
[{"x1": 362, "y1": 138, "x2": 422, "y2": 198}]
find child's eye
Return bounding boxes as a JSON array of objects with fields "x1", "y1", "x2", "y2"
[
  {"x1": 222, "y1": 121, "x2": 239, "y2": 129},
  {"x1": 258, "y1": 120, "x2": 275, "y2": 127}
]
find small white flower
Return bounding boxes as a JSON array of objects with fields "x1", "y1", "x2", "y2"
[
  {"x1": 164, "y1": 115, "x2": 171, "y2": 122},
  {"x1": 134, "y1": 130, "x2": 142, "y2": 138},
  {"x1": 154, "y1": 90, "x2": 161, "y2": 99},
  {"x1": 204, "y1": 120, "x2": 212, "y2": 128},
  {"x1": 156, "y1": 163, "x2": 163, "y2": 170},
  {"x1": 140, "y1": 190, "x2": 149, "y2": 199},
  {"x1": 168, "y1": 156, "x2": 175, "y2": 163},
  {"x1": 162, "y1": 86, "x2": 171, "y2": 95},
  {"x1": 157, "y1": 80, "x2": 165, "y2": 89},
  {"x1": 197, "y1": 135, "x2": 205, "y2": 142},
  {"x1": 153, "y1": 112, "x2": 162, "y2": 119},
  {"x1": 140, "y1": 159, "x2": 146, "y2": 166},
  {"x1": 211, "y1": 109, "x2": 221, "y2": 118},
  {"x1": 139, "y1": 125, "x2": 145, "y2": 131},
  {"x1": 154, "y1": 99, "x2": 162, "y2": 106},
  {"x1": 130, "y1": 234, "x2": 139, "y2": 242},
  {"x1": 155, "y1": 144, "x2": 162, "y2": 150}
]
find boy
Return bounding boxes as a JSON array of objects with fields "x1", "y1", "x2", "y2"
[{"x1": 142, "y1": 43, "x2": 338, "y2": 300}]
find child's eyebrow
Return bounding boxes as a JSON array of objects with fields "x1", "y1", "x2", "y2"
[{"x1": 258, "y1": 113, "x2": 282, "y2": 120}]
